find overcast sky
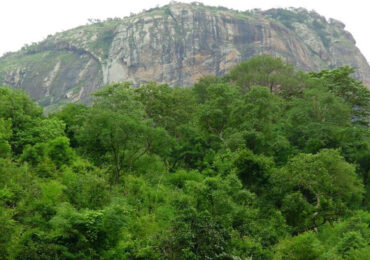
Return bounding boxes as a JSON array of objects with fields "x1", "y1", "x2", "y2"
[{"x1": 1, "y1": 0, "x2": 369, "y2": 62}]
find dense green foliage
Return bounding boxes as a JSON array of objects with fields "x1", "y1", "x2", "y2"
[{"x1": 0, "y1": 55, "x2": 369, "y2": 259}]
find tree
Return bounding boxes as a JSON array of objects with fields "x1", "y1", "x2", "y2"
[
  {"x1": 0, "y1": 207, "x2": 14, "y2": 259},
  {"x1": 230, "y1": 86, "x2": 290, "y2": 159},
  {"x1": 77, "y1": 83, "x2": 169, "y2": 183},
  {"x1": 0, "y1": 87, "x2": 43, "y2": 154},
  {"x1": 16, "y1": 117, "x2": 66, "y2": 148},
  {"x1": 165, "y1": 208, "x2": 232, "y2": 259},
  {"x1": 273, "y1": 149, "x2": 364, "y2": 232},
  {"x1": 286, "y1": 88, "x2": 351, "y2": 153},
  {"x1": 193, "y1": 75, "x2": 226, "y2": 104},
  {"x1": 274, "y1": 231, "x2": 324, "y2": 260},
  {"x1": 227, "y1": 55, "x2": 306, "y2": 96},
  {"x1": 310, "y1": 66, "x2": 370, "y2": 126},
  {"x1": 13, "y1": 203, "x2": 127, "y2": 259},
  {"x1": 47, "y1": 137, "x2": 75, "y2": 169},
  {"x1": 135, "y1": 83, "x2": 196, "y2": 136},
  {"x1": 234, "y1": 149, "x2": 274, "y2": 192},
  {"x1": 52, "y1": 103, "x2": 87, "y2": 147},
  {"x1": 197, "y1": 83, "x2": 240, "y2": 148},
  {"x1": 169, "y1": 124, "x2": 210, "y2": 170},
  {"x1": 231, "y1": 86, "x2": 281, "y2": 134},
  {"x1": 0, "y1": 118, "x2": 11, "y2": 158}
]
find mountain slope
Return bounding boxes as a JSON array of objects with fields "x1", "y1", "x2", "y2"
[{"x1": 1, "y1": 2, "x2": 369, "y2": 111}]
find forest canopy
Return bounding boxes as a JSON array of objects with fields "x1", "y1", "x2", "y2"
[{"x1": 0, "y1": 55, "x2": 369, "y2": 259}]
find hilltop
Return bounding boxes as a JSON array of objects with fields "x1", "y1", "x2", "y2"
[{"x1": 0, "y1": 2, "x2": 369, "y2": 111}]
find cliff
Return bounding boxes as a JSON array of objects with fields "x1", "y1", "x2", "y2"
[{"x1": 1, "y1": 2, "x2": 369, "y2": 111}]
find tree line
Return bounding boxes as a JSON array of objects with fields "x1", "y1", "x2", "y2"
[{"x1": 0, "y1": 55, "x2": 369, "y2": 259}]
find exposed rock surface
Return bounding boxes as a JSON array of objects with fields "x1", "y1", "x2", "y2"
[{"x1": 0, "y1": 2, "x2": 369, "y2": 111}]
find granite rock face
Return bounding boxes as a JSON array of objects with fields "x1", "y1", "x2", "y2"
[{"x1": 0, "y1": 2, "x2": 369, "y2": 111}]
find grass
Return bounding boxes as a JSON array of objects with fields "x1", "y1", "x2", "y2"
[{"x1": 0, "y1": 51, "x2": 53, "y2": 73}]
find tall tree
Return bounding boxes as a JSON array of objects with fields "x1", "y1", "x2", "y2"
[
  {"x1": 273, "y1": 149, "x2": 364, "y2": 233},
  {"x1": 227, "y1": 55, "x2": 307, "y2": 96},
  {"x1": 286, "y1": 88, "x2": 351, "y2": 153},
  {"x1": 0, "y1": 87, "x2": 43, "y2": 154},
  {"x1": 77, "y1": 83, "x2": 168, "y2": 183},
  {"x1": 310, "y1": 66, "x2": 370, "y2": 126}
]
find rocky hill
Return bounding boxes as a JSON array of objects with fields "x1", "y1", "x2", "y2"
[{"x1": 1, "y1": 2, "x2": 369, "y2": 111}]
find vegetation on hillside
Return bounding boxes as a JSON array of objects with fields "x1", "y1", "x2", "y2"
[{"x1": 0, "y1": 55, "x2": 369, "y2": 259}]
